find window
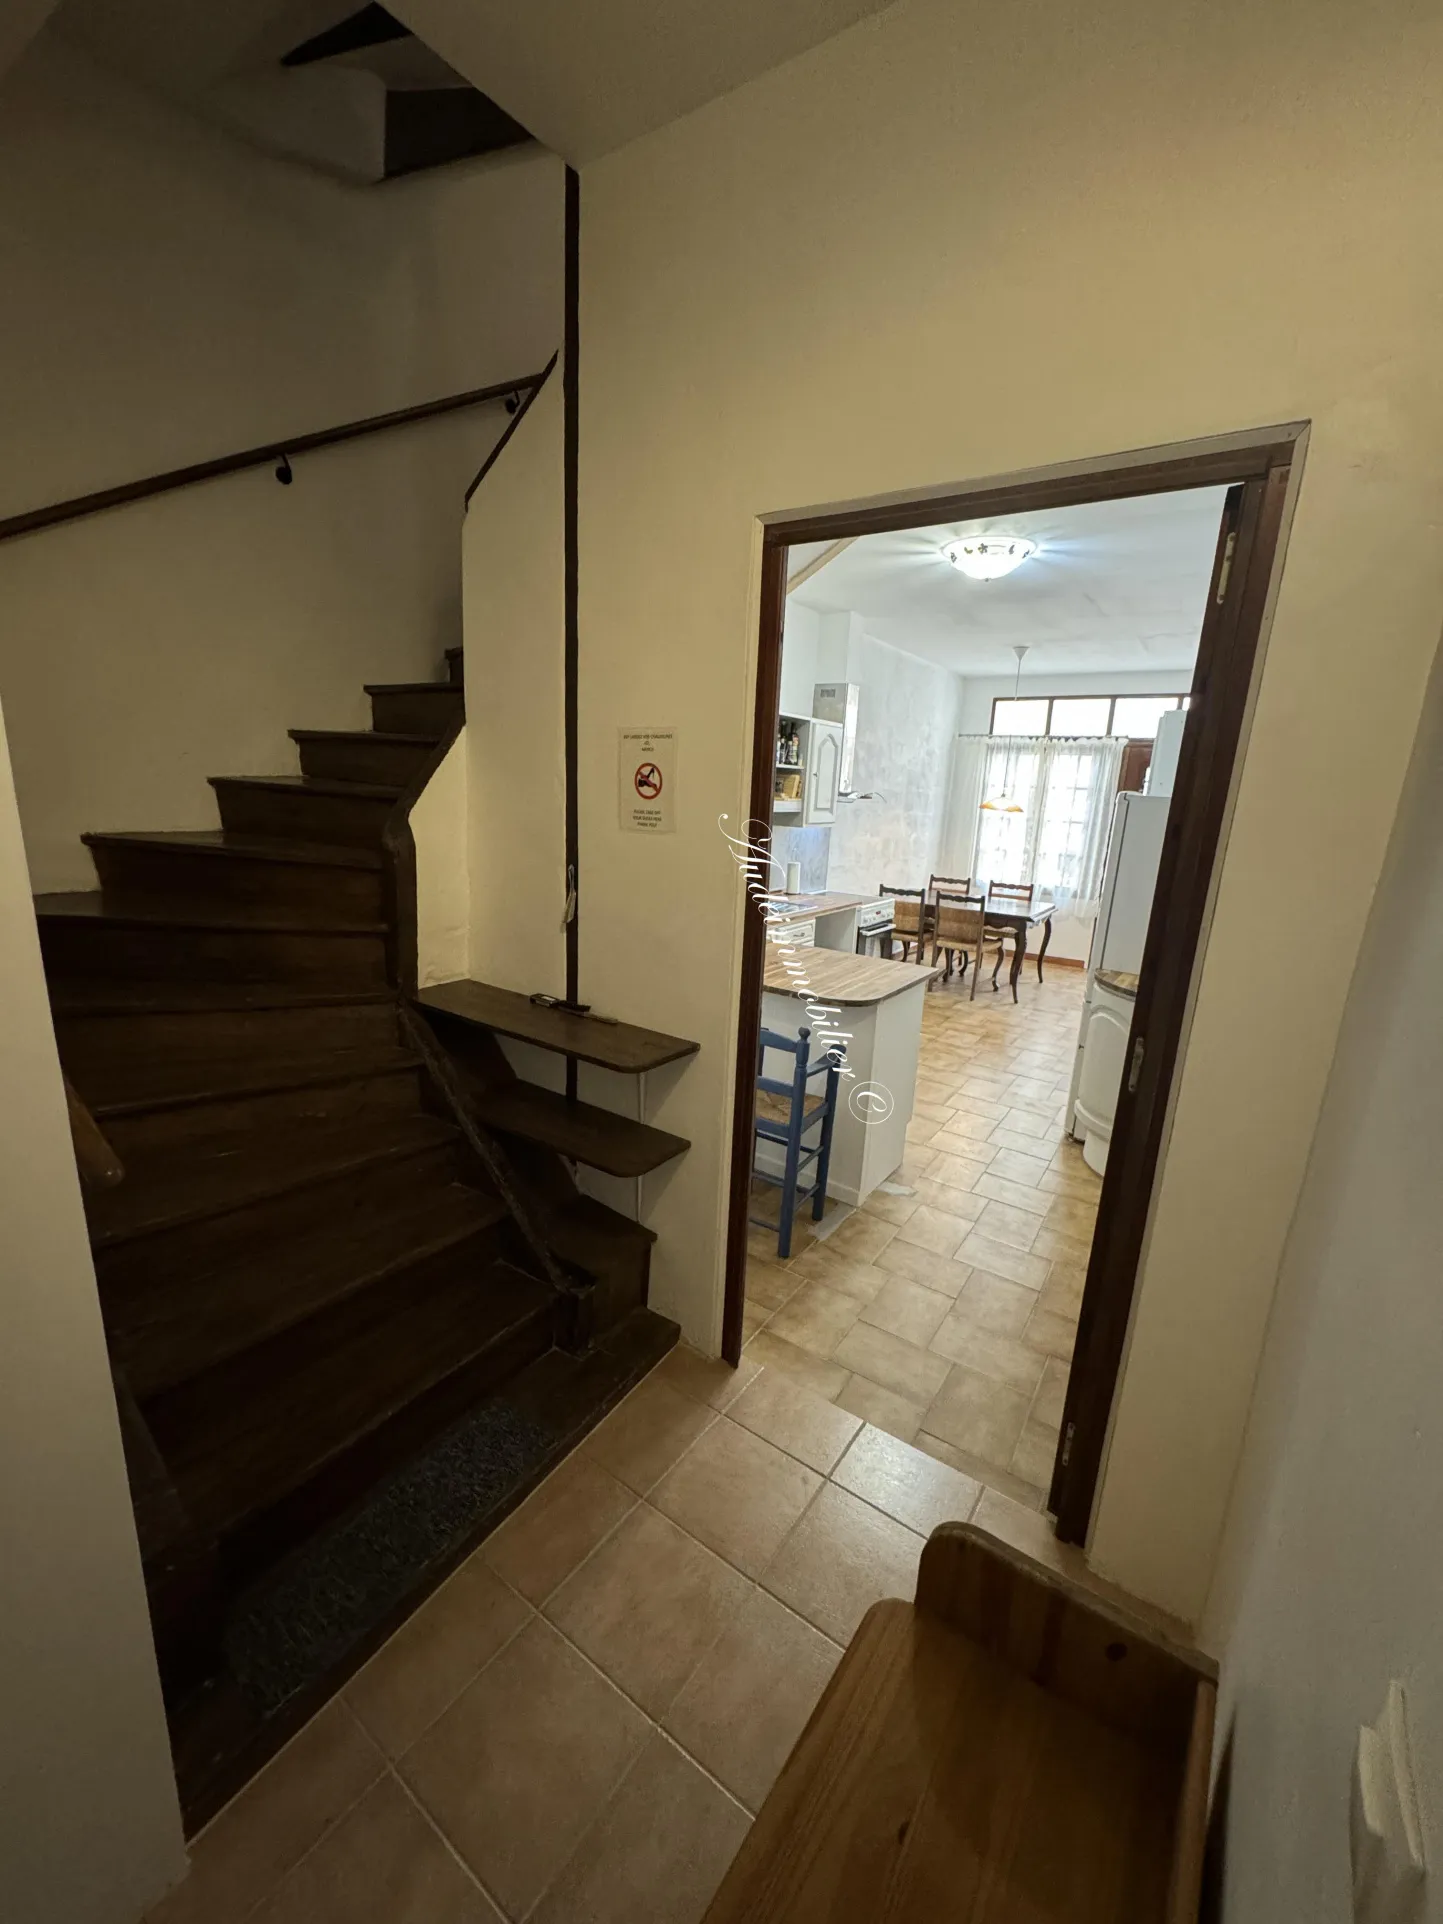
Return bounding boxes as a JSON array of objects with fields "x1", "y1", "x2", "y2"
[
  {"x1": 990, "y1": 692, "x2": 1186, "y2": 738},
  {"x1": 971, "y1": 735, "x2": 1123, "y2": 906}
]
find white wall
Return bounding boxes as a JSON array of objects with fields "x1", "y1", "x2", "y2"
[
  {"x1": 1203, "y1": 640, "x2": 1443, "y2": 1920},
  {"x1": 412, "y1": 727, "x2": 470, "y2": 988},
  {"x1": 575, "y1": 0, "x2": 1443, "y2": 1619},
  {"x1": 0, "y1": 35, "x2": 563, "y2": 892},
  {"x1": 778, "y1": 597, "x2": 820, "y2": 717},
  {"x1": 463, "y1": 376, "x2": 567, "y2": 997},
  {"x1": 0, "y1": 697, "x2": 186, "y2": 1924}
]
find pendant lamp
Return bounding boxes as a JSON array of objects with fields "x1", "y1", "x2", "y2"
[{"x1": 980, "y1": 645, "x2": 1030, "y2": 814}]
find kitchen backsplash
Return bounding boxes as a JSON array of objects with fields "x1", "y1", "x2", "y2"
[{"x1": 771, "y1": 825, "x2": 831, "y2": 892}]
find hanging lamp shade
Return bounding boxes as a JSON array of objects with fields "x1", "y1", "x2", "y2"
[{"x1": 980, "y1": 644, "x2": 1031, "y2": 814}]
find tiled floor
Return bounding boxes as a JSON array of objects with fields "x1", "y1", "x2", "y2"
[
  {"x1": 746, "y1": 964, "x2": 1100, "y2": 1509},
  {"x1": 146, "y1": 1350, "x2": 1076, "y2": 1924}
]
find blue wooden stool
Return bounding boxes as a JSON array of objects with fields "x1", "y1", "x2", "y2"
[{"x1": 751, "y1": 1025, "x2": 842, "y2": 1259}]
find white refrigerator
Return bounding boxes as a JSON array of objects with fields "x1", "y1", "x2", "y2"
[{"x1": 1066, "y1": 790, "x2": 1171, "y2": 1139}]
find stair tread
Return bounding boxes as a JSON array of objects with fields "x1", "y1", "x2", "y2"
[
  {"x1": 363, "y1": 680, "x2": 463, "y2": 695},
  {"x1": 114, "y1": 1180, "x2": 509, "y2": 1397},
  {"x1": 152, "y1": 1258, "x2": 553, "y2": 1541},
  {"x1": 81, "y1": 1043, "x2": 419, "y2": 1116},
  {"x1": 209, "y1": 775, "x2": 404, "y2": 801},
  {"x1": 50, "y1": 981, "x2": 396, "y2": 1015},
  {"x1": 88, "y1": 1110, "x2": 458, "y2": 1246},
  {"x1": 419, "y1": 977, "x2": 700, "y2": 1073},
  {"x1": 289, "y1": 730, "x2": 439, "y2": 747},
  {"x1": 35, "y1": 891, "x2": 387, "y2": 935},
  {"x1": 473, "y1": 1080, "x2": 690, "y2": 1178},
  {"x1": 548, "y1": 1193, "x2": 658, "y2": 1265},
  {"x1": 83, "y1": 830, "x2": 384, "y2": 872}
]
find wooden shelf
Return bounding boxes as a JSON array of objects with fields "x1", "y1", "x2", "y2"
[
  {"x1": 418, "y1": 978, "x2": 699, "y2": 1074},
  {"x1": 470, "y1": 1081, "x2": 689, "y2": 1178}
]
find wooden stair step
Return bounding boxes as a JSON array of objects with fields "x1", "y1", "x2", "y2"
[
  {"x1": 55, "y1": 1001, "x2": 404, "y2": 1094},
  {"x1": 87, "y1": 1111, "x2": 461, "y2": 1248},
  {"x1": 210, "y1": 776, "x2": 402, "y2": 849},
  {"x1": 99, "y1": 1056, "x2": 424, "y2": 1156},
  {"x1": 419, "y1": 977, "x2": 700, "y2": 1072},
  {"x1": 49, "y1": 980, "x2": 396, "y2": 1016},
  {"x1": 472, "y1": 1080, "x2": 689, "y2": 1177},
  {"x1": 365, "y1": 681, "x2": 464, "y2": 736},
  {"x1": 72, "y1": 1042, "x2": 418, "y2": 1117},
  {"x1": 149, "y1": 1258, "x2": 555, "y2": 1549},
  {"x1": 548, "y1": 1193, "x2": 657, "y2": 1266},
  {"x1": 111, "y1": 1181, "x2": 510, "y2": 1397},
  {"x1": 85, "y1": 830, "x2": 385, "y2": 925},
  {"x1": 289, "y1": 729, "x2": 440, "y2": 787},
  {"x1": 34, "y1": 893, "x2": 390, "y2": 990}
]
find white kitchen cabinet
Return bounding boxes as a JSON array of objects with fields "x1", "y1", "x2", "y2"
[{"x1": 802, "y1": 720, "x2": 843, "y2": 826}]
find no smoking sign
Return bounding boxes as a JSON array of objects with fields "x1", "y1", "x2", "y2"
[{"x1": 618, "y1": 727, "x2": 677, "y2": 833}]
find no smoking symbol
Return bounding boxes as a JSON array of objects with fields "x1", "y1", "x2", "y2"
[{"x1": 634, "y1": 763, "x2": 663, "y2": 799}]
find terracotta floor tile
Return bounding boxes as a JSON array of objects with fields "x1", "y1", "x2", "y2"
[
  {"x1": 953, "y1": 1231, "x2": 1050, "y2": 1289},
  {"x1": 741, "y1": 1328, "x2": 851, "y2": 1401},
  {"x1": 924, "y1": 1365, "x2": 1032, "y2": 1470},
  {"x1": 399, "y1": 1618, "x2": 648, "y2": 1921},
  {"x1": 651, "y1": 1418, "x2": 822, "y2": 1576},
  {"x1": 250, "y1": 1777, "x2": 500, "y2": 1924},
  {"x1": 664, "y1": 1589, "x2": 842, "y2": 1813},
  {"x1": 1024, "y1": 1304, "x2": 1079, "y2": 1359},
  {"x1": 546, "y1": 1503, "x2": 751, "y2": 1718},
  {"x1": 972, "y1": 1169, "x2": 1053, "y2": 1214},
  {"x1": 1036, "y1": 1261, "x2": 1087, "y2": 1318},
  {"x1": 763, "y1": 1483, "x2": 925, "y2": 1644},
  {"x1": 816, "y1": 1210, "x2": 898, "y2": 1264},
  {"x1": 951, "y1": 1270, "x2": 1036, "y2": 1337},
  {"x1": 146, "y1": 1701, "x2": 383, "y2": 1924},
  {"x1": 1031, "y1": 1223, "x2": 1095, "y2": 1263},
  {"x1": 930, "y1": 1108, "x2": 1001, "y2": 1146},
  {"x1": 746, "y1": 1260, "x2": 801, "y2": 1312},
  {"x1": 728, "y1": 1369, "x2": 863, "y2": 1473},
  {"x1": 785, "y1": 1244, "x2": 889, "y2": 1303},
  {"x1": 928, "y1": 1318, "x2": 1046, "y2": 1395},
  {"x1": 766, "y1": 1279, "x2": 862, "y2": 1358},
  {"x1": 832, "y1": 1373, "x2": 927, "y2": 1445},
  {"x1": 984, "y1": 1148, "x2": 1051, "y2": 1189},
  {"x1": 656, "y1": 1342, "x2": 761, "y2": 1412},
  {"x1": 581, "y1": 1379, "x2": 717, "y2": 1495},
  {"x1": 832, "y1": 1323, "x2": 950, "y2": 1406},
  {"x1": 832, "y1": 1424, "x2": 981, "y2": 1536},
  {"x1": 532, "y1": 1734, "x2": 750, "y2": 1924},
  {"x1": 1037, "y1": 1166, "x2": 1103, "y2": 1202},
  {"x1": 481, "y1": 1454, "x2": 636, "y2": 1606},
  {"x1": 742, "y1": 1301, "x2": 772, "y2": 1343},
  {"x1": 1011, "y1": 1417, "x2": 1061, "y2": 1489},
  {"x1": 914, "y1": 1434, "x2": 1045, "y2": 1511},
  {"x1": 1031, "y1": 1356, "x2": 1071, "y2": 1430},
  {"x1": 893, "y1": 1203, "x2": 976, "y2": 1259},
  {"x1": 925, "y1": 1148, "x2": 995, "y2": 1191},
  {"x1": 859, "y1": 1274, "x2": 952, "y2": 1347},
  {"x1": 860, "y1": 1184, "x2": 922, "y2": 1225},
  {"x1": 873, "y1": 1237, "x2": 971, "y2": 1296},
  {"x1": 1044, "y1": 1195, "x2": 1100, "y2": 1240},
  {"x1": 974, "y1": 1198, "x2": 1043, "y2": 1251},
  {"x1": 347, "y1": 1559, "x2": 532, "y2": 1756}
]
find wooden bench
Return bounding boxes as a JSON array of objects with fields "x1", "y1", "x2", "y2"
[{"x1": 704, "y1": 1522, "x2": 1215, "y2": 1923}]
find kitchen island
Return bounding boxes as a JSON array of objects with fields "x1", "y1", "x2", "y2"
[{"x1": 759, "y1": 945, "x2": 940, "y2": 1205}]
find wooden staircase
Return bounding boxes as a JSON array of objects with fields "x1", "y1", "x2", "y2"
[{"x1": 36, "y1": 638, "x2": 679, "y2": 1812}]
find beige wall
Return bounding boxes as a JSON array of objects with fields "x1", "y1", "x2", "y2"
[
  {"x1": 0, "y1": 697, "x2": 185, "y2": 1923},
  {"x1": 577, "y1": 0, "x2": 1443, "y2": 1618},
  {"x1": 413, "y1": 726, "x2": 470, "y2": 988},
  {"x1": 0, "y1": 36, "x2": 563, "y2": 892},
  {"x1": 1203, "y1": 640, "x2": 1443, "y2": 1918},
  {"x1": 463, "y1": 375, "x2": 568, "y2": 997}
]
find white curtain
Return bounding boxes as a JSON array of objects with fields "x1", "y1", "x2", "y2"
[{"x1": 962, "y1": 734, "x2": 1125, "y2": 915}]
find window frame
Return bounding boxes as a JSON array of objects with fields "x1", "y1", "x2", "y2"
[{"x1": 989, "y1": 691, "x2": 1188, "y2": 737}]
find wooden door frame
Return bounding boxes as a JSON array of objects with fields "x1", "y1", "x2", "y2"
[{"x1": 721, "y1": 425, "x2": 1304, "y2": 1550}]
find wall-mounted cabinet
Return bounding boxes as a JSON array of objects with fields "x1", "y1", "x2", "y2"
[{"x1": 773, "y1": 714, "x2": 843, "y2": 826}]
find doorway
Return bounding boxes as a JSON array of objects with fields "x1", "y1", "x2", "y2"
[{"x1": 723, "y1": 429, "x2": 1299, "y2": 1544}]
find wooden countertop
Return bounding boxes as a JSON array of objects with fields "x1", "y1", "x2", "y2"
[
  {"x1": 763, "y1": 946, "x2": 940, "y2": 1006},
  {"x1": 766, "y1": 892, "x2": 871, "y2": 925}
]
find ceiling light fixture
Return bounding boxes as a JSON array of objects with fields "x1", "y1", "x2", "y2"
[
  {"x1": 980, "y1": 645, "x2": 1030, "y2": 814},
  {"x1": 942, "y1": 534, "x2": 1037, "y2": 580}
]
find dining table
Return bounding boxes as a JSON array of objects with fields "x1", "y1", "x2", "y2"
[{"x1": 889, "y1": 891, "x2": 1055, "y2": 1002}]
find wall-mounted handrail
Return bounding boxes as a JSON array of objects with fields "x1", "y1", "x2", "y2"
[{"x1": 0, "y1": 367, "x2": 553, "y2": 547}]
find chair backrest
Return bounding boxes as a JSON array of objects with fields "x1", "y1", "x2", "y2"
[
  {"x1": 933, "y1": 888, "x2": 986, "y2": 948},
  {"x1": 988, "y1": 879, "x2": 1035, "y2": 906},
  {"x1": 928, "y1": 873, "x2": 970, "y2": 902},
  {"x1": 880, "y1": 883, "x2": 924, "y2": 934}
]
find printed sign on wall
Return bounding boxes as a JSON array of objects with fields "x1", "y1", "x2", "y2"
[{"x1": 618, "y1": 727, "x2": 677, "y2": 833}]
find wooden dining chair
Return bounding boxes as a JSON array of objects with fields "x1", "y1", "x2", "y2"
[
  {"x1": 987, "y1": 880, "x2": 1038, "y2": 983},
  {"x1": 877, "y1": 884, "x2": 925, "y2": 961},
  {"x1": 931, "y1": 888, "x2": 1007, "y2": 1000}
]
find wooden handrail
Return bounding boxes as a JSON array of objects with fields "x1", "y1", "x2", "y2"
[
  {"x1": 65, "y1": 1077, "x2": 124, "y2": 1190},
  {"x1": 0, "y1": 367, "x2": 552, "y2": 547}
]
